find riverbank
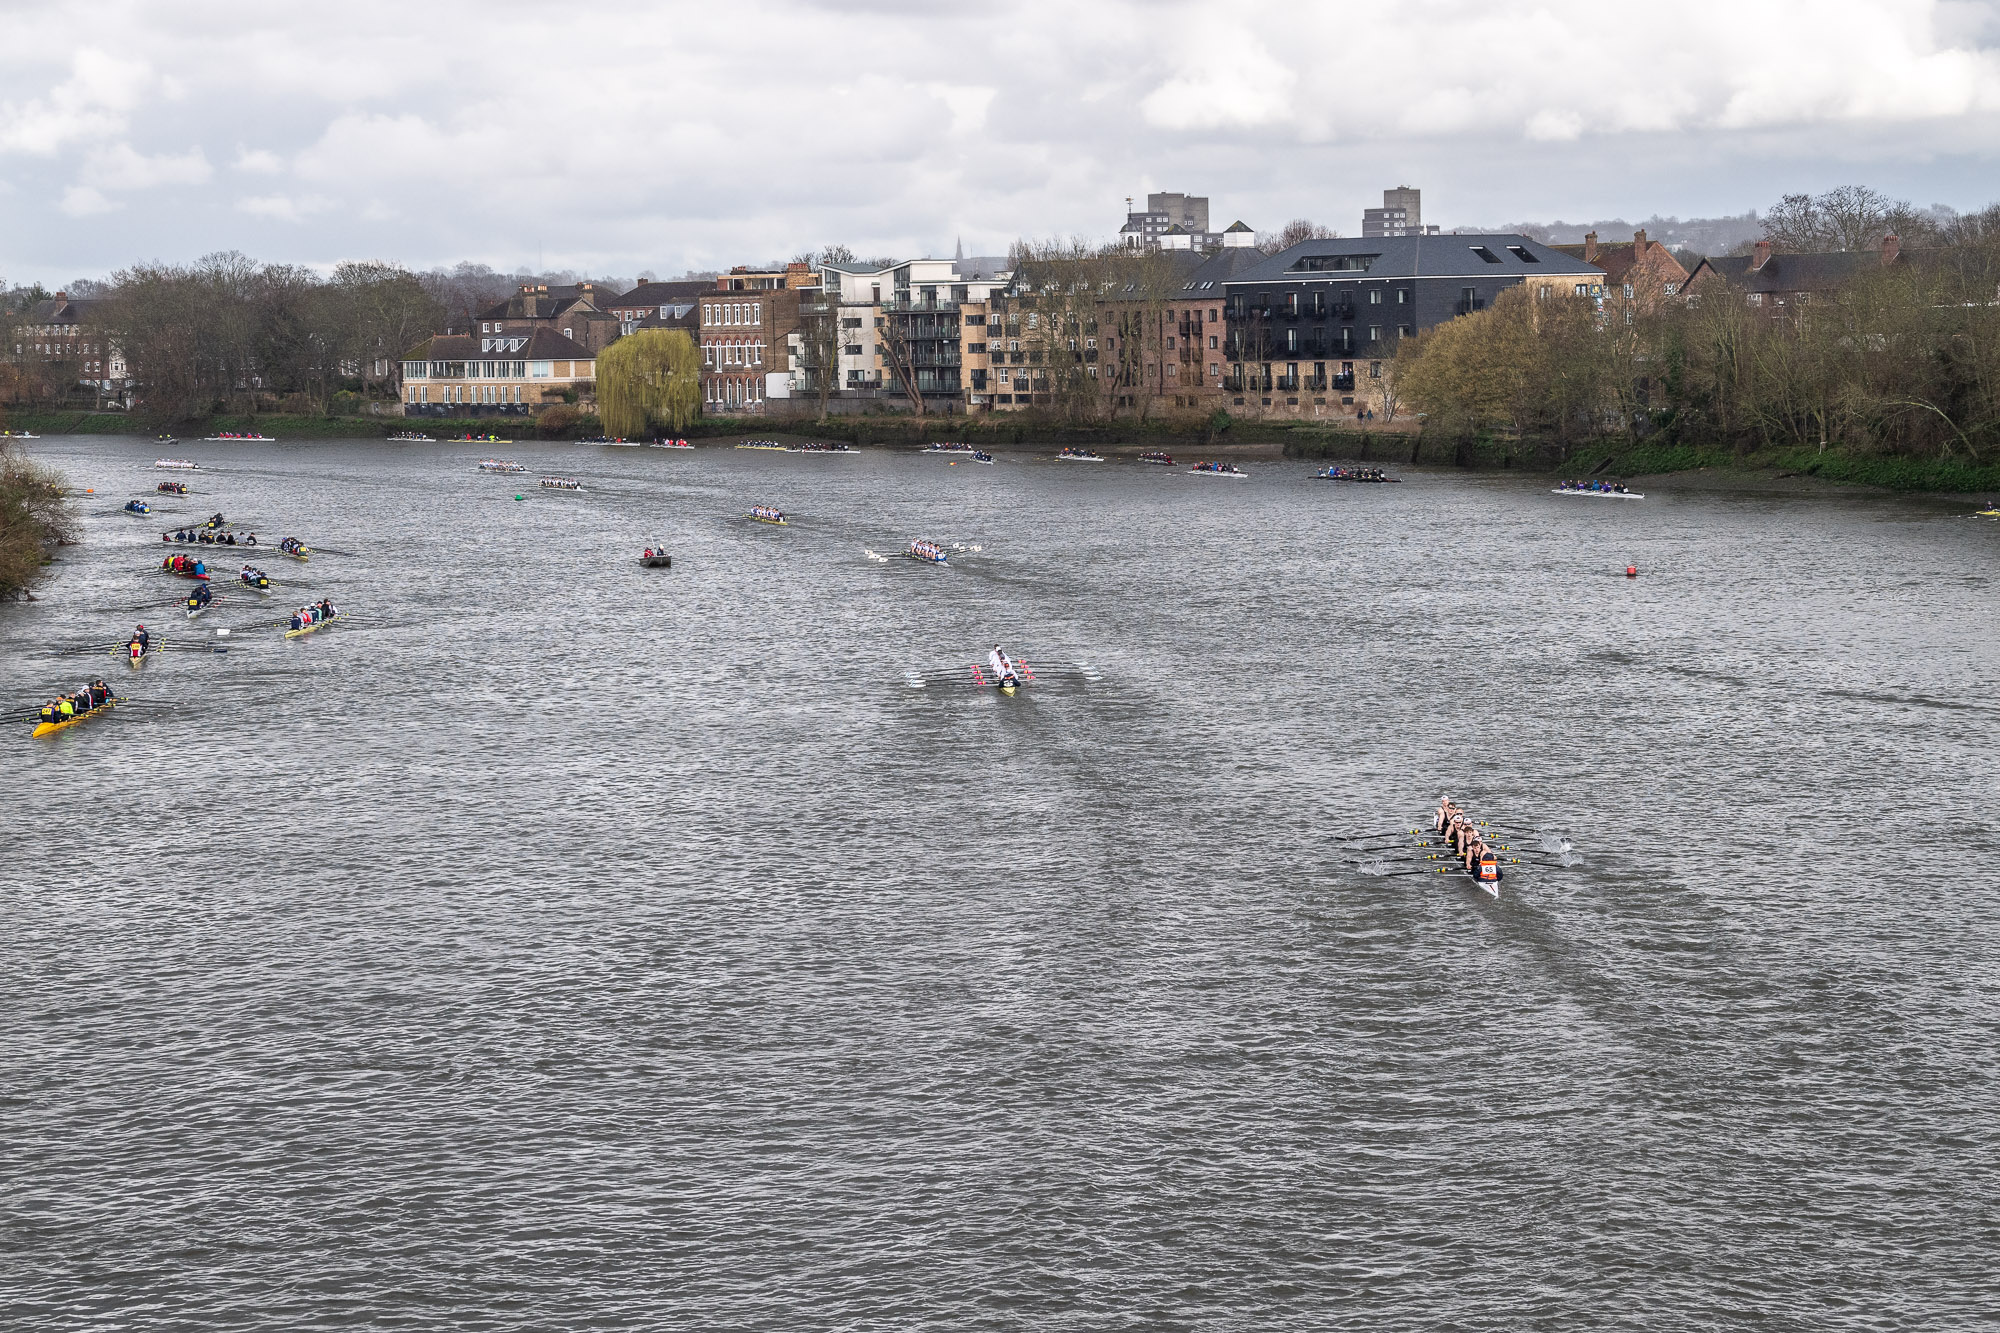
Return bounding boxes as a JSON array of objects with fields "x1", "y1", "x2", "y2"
[{"x1": 7, "y1": 408, "x2": 1994, "y2": 494}]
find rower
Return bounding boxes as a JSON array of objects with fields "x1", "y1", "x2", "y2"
[
  {"x1": 988, "y1": 644, "x2": 1019, "y2": 687},
  {"x1": 133, "y1": 624, "x2": 150, "y2": 650}
]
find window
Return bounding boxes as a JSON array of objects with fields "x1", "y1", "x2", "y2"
[
  {"x1": 1209, "y1": 362, "x2": 1219, "y2": 376},
  {"x1": 1396, "y1": 289, "x2": 1409, "y2": 304},
  {"x1": 531, "y1": 361, "x2": 552, "y2": 377},
  {"x1": 1575, "y1": 284, "x2": 1589, "y2": 297},
  {"x1": 1470, "y1": 246, "x2": 1503, "y2": 264},
  {"x1": 1084, "y1": 337, "x2": 1096, "y2": 349},
  {"x1": 1623, "y1": 284, "x2": 1635, "y2": 300},
  {"x1": 1369, "y1": 290, "x2": 1383, "y2": 305},
  {"x1": 563, "y1": 327, "x2": 573, "y2": 339},
  {"x1": 1166, "y1": 336, "x2": 1175, "y2": 349},
  {"x1": 969, "y1": 342, "x2": 987, "y2": 354},
  {"x1": 1505, "y1": 245, "x2": 1540, "y2": 264},
  {"x1": 1398, "y1": 325, "x2": 1412, "y2": 338},
  {"x1": 1289, "y1": 254, "x2": 1376, "y2": 272},
  {"x1": 1665, "y1": 283, "x2": 1681, "y2": 296},
  {"x1": 514, "y1": 361, "x2": 526, "y2": 377},
  {"x1": 1208, "y1": 335, "x2": 1217, "y2": 349},
  {"x1": 1625, "y1": 308, "x2": 1635, "y2": 324},
  {"x1": 1368, "y1": 326, "x2": 1382, "y2": 343},
  {"x1": 1369, "y1": 360, "x2": 1382, "y2": 379}
]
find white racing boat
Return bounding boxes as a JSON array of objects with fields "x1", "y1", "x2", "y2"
[
  {"x1": 155, "y1": 458, "x2": 200, "y2": 471},
  {"x1": 1189, "y1": 463, "x2": 1248, "y2": 479},
  {"x1": 1552, "y1": 486, "x2": 1644, "y2": 500}
]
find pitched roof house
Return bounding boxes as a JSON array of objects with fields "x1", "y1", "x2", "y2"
[{"x1": 1687, "y1": 235, "x2": 1909, "y2": 311}]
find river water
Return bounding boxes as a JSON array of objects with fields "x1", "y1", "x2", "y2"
[{"x1": 4, "y1": 435, "x2": 1997, "y2": 1330}]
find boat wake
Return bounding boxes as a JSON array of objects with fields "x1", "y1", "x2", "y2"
[
  {"x1": 1356, "y1": 857, "x2": 1396, "y2": 876},
  {"x1": 1534, "y1": 833, "x2": 1583, "y2": 865},
  {"x1": 863, "y1": 548, "x2": 889, "y2": 563}
]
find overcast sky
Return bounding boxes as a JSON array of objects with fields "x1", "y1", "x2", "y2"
[{"x1": 3, "y1": 0, "x2": 1998, "y2": 285}]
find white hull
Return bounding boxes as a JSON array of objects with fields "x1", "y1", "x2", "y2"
[
  {"x1": 1553, "y1": 488, "x2": 1643, "y2": 499},
  {"x1": 1057, "y1": 455, "x2": 1105, "y2": 463},
  {"x1": 1190, "y1": 469, "x2": 1248, "y2": 479}
]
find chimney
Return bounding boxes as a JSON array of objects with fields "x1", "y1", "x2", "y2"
[
  {"x1": 1633, "y1": 228, "x2": 1647, "y2": 250},
  {"x1": 54, "y1": 290, "x2": 67, "y2": 302},
  {"x1": 1750, "y1": 240, "x2": 1771, "y2": 272},
  {"x1": 1582, "y1": 231, "x2": 1598, "y2": 264},
  {"x1": 1880, "y1": 233, "x2": 1901, "y2": 265}
]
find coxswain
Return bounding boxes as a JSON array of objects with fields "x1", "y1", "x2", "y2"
[
  {"x1": 133, "y1": 624, "x2": 150, "y2": 651},
  {"x1": 317, "y1": 597, "x2": 336, "y2": 620}
]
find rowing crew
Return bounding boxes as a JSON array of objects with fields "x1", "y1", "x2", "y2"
[
  {"x1": 906, "y1": 539, "x2": 947, "y2": 563},
  {"x1": 1432, "y1": 794, "x2": 1503, "y2": 883},
  {"x1": 1556, "y1": 479, "x2": 1632, "y2": 494},
  {"x1": 279, "y1": 537, "x2": 307, "y2": 556},
  {"x1": 289, "y1": 599, "x2": 338, "y2": 632},
  {"x1": 123, "y1": 500, "x2": 151, "y2": 514},
  {"x1": 239, "y1": 564, "x2": 269, "y2": 588},
  {"x1": 35, "y1": 679, "x2": 112, "y2": 728},
  {"x1": 186, "y1": 583, "x2": 213, "y2": 612},
  {"x1": 162, "y1": 553, "x2": 208, "y2": 578},
  {"x1": 751, "y1": 505, "x2": 786, "y2": 523},
  {"x1": 1191, "y1": 461, "x2": 1245, "y2": 475},
  {"x1": 1317, "y1": 466, "x2": 1394, "y2": 482},
  {"x1": 988, "y1": 645, "x2": 1022, "y2": 690},
  {"x1": 156, "y1": 481, "x2": 188, "y2": 494},
  {"x1": 165, "y1": 528, "x2": 254, "y2": 545}
]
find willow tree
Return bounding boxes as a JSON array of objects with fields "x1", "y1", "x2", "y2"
[{"x1": 597, "y1": 329, "x2": 702, "y2": 436}]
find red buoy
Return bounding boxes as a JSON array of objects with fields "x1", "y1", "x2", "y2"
[{"x1": 1626, "y1": 565, "x2": 1638, "y2": 578}]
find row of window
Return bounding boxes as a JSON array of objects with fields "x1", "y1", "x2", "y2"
[
  {"x1": 705, "y1": 303, "x2": 762, "y2": 327},
  {"x1": 706, "y1": 377, "x2": 766, "y2": 406},
  {"x1": 406, "y1": 385, "x2": 528, "y2": 405},
  {"x1": 405, "y1": 360, "x2": 563, "y2": 379},
  {"x1": 704, "y1": 343, "x2": 764, "y2": 367}
]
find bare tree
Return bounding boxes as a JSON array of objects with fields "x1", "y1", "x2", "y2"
[{"x1": 1257, "y1": 218, "x2": 1339, "y2": 255}]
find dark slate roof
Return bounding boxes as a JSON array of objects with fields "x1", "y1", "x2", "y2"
[
  {"x1": 28, "y1": 296, "x2": 102, "y2": 325},
  {"x1": 1181, "y1": 246, "x2": 1266, "y2": 292},
  {"x1": 1698, "y1": 250, "x2": 1899, "y2": 294},
  {"x1": 1222, "y1": 233, "x2": 1603, "y2": 286}
]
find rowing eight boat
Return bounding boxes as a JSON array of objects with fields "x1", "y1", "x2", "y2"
[{"x1": 32, "y1": 697, "x2": 123, "y2": 738}]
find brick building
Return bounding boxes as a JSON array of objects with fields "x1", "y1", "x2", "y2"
[
  {"x1": 471, "y1": 283, "x2": 620, "y2": 353},
  {"x1": 1551, "y1": 229, "x2": 1692, "y2": 323}
]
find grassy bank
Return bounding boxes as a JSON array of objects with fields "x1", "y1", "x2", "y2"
[{"x1": 1555, "y1": 438, "x2": 2000, "y2": 495}]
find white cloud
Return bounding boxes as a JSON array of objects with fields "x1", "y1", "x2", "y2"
[
  {"x1": 1, "y1": 0, "x2": 1997, "y2": 278},
  {"x1": 60, "y1": 185, "x2": 119, "y2": 217},
  {"x1": 0, "y1": 48, "x2": 153, "y2": 155},
  {"x1": 238, "y1": 193, "x2": 328, "y2": 222},
  {"x1": 79, "y1": 143, "x2": 212, "y2": 190}
]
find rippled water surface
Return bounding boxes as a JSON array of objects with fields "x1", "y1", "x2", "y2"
[{"x1": 5, "y1": 436, "x2": 1998, "y2": 1330}]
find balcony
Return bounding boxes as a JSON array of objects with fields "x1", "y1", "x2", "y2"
[
  {"x1": 882, "y1": 296, "x2": 961, "y2": 313},
  {"x1": 1332, "y1": 373, "x2": 1356, "y2": 391},
  {"x1": 1275, "y1": 375, "x2": 1300, "y2": 392}
]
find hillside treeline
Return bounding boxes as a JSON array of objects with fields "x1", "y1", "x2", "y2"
[{"x1": 1397, "y1": 208, "x2": 2000, "y2": 466}]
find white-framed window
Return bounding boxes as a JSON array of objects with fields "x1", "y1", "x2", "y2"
[
  {"x1": 1623, "y1": 284, "x2": 1635, "y2": 299},
  {"x1": 1370, "y1": 290, "x2": 1383, "y2": 305},
  {"x1": 531, "y1": 361, "x2": 552, "y2": 377}
]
